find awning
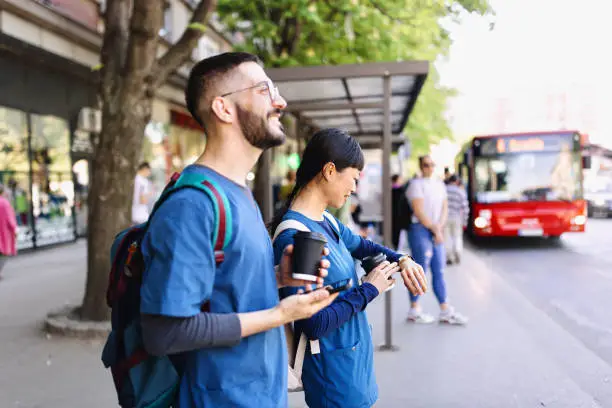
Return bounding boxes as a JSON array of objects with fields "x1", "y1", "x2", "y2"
[{"x1": 267, "y1": 60, "x2": 429, "y2": 149}]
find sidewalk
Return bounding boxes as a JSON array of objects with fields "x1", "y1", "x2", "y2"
[{"x1": 1, "y1": 240, "x2": 611, "y2": 407}]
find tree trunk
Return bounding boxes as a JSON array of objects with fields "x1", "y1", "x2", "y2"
[
  {"x1": 79, "y1": 0, "x2": 160, "y2": 321},
  {"x1": 81, "y1": 97, "x2": 152, "y2": 321},
  {"x1": 78, "y1": 0, "x2": 216, "y2": 321}
]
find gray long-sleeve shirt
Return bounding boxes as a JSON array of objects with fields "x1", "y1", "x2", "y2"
[{"x1": 141, "y1": 312, "x2": 242, "y2": 356}]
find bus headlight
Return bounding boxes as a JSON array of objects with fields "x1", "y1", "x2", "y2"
[
  {"x1": 571, "y1": 215, "x2": 586, "y2": 226},
  {"x1": 474, "y1": 217, "x2": 489, "y2": 229}
]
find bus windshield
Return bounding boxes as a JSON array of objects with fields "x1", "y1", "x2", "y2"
[{"x1": 474, "y1": 149, "x2": 583, "y2": 203}]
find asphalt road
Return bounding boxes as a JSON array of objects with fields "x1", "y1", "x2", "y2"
[{"x1": 468, "y1": 217, "x2": 612, "y2": 369}]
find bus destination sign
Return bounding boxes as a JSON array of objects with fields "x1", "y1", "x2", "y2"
[{"x1": 478, "y1": 133, "x2": 578, "y2": 156}]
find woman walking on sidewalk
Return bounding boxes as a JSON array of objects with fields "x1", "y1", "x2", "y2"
[
  {"x1": 270, "y1": 129, "x2": 428, "y2": 408},
  {"x1": 0, "y1": 184, "x2": 17, "y2": 279}
]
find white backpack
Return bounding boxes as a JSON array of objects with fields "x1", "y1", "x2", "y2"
[{"x1": 272, "y1": 212, "x2": 340, "y2": 392}]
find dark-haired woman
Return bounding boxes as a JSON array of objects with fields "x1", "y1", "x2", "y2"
[{"x1": 271, "y1": 128, "x2": 427, "y2": 408}]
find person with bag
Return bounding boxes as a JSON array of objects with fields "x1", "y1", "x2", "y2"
[
  {"x1": 270, "y1": 128, "x2": 428, "y2": 408},
  {"x1": 102, "y1": 52, "x2": 337, "y2": 408}
]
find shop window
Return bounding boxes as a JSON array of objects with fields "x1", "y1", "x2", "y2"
[
  {"x1": 0, "y1": 106, "x2": 34, "y2": 250},
  {"x1": 30, "y1": 115, "x2": 75, "y2": 247}
]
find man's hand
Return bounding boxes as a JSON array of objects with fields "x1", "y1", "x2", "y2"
[
  {"x1": 239, "y1": 289, "x2": 338, "y2": 338},
  {"x1": 431, "y1": 224, "x2": 444, "y2": 244},
  {"x1": 277, "y1": 288, "x2": 338, "y2": 324},
  {"x1": 277, "y1": 245, "x2": 330, "y2": 290},
  {"x1": 399, "y1": 256, "x2": 427, "y2": 296}
]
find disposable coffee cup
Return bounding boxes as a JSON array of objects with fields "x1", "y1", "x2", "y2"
[
  {"x1": 292, "y1": 231, "x2": 327, "y2": 282},
  {"x1": 361, "y1": 252, "x2": 395, "y2": 291},
  {"x1": 361, "y1": 253, "x2": 387, "y2": 274}
]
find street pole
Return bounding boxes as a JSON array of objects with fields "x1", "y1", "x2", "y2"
[{"x1": 378, "y1": 72, "x2": 398, "y2": 351}]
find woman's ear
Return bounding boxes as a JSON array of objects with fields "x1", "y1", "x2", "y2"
[{"x1": 322, "y1": 162, "x2": 336, "y2": 181}]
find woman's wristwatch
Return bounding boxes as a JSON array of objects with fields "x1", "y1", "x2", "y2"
[{"x1": 398, "y1": 255, "x2": 414, "y2": 267}]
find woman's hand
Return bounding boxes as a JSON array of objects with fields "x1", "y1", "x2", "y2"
[
  {"x1": 399, "y1": 256, "x2": 427, "y2": 296},
  {"x1": 362, "y1": 261, "x2": 399, "y2": 295}
]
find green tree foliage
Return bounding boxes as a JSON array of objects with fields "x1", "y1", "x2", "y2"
[{"x1": 218, "y1": 0, "x2": 492, "y2": 158}]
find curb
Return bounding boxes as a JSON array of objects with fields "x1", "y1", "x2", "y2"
[{"x1": 44, "y1": 305, "x2": 110, "y2": 340}]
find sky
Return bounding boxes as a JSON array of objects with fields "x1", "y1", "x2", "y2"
[{"x1": 437, "y1": 0, "x2": 612, "y2": 148}]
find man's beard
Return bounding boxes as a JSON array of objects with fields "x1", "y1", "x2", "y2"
[{"x1": 236, "y1": 104, "x2": 286, "y2": 149}]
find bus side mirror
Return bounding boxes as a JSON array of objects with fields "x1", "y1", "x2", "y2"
[{"x1": 582, "y1": 156, "x2": 591, "y2": 169}]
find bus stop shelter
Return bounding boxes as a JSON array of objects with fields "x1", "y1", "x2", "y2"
[{"x1": 266, "y1": 60, "x2": 430, "y2": 349}]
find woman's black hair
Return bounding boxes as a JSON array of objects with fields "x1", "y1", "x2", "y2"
[{"x1": 268, "y1": 128, "x2": 365, "y2": 234}]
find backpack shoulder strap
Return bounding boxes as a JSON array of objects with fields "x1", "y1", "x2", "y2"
[
  {"x1": 148, "y1": 172, "x2": 233, "y2": 265},
  {"x1": 322, "y1": 211, "x2": 340, "y2": 236},
  {"x1": 174, "y1": 172, "x2": 233, "y2": 264},
  {"x1": 272, "y1": 219, "x2": 310, "y2": 242},
  {"x1": 293, "y1": 332, "x2": 308, "y2": 378}
]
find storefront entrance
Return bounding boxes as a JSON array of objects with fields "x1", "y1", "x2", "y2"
[{"x1": 0, "y1": 106, "x2": 76, "y2": 250}]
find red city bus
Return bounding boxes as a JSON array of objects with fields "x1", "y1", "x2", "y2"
[{"x1": 457, "y1": 131, "x2": 588, "y2": 239}]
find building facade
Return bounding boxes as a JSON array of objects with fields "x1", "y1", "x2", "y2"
[{"x1": 0, "y1": 0, "x2": 233, "y2": 250}]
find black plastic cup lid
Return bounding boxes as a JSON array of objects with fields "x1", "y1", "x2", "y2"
[
  {"x1": 362, "y1": 252, "x2": 387, "y2": 272},
  {"x1": 294, "y1": 230, "x2": 327, "y2": 243}
]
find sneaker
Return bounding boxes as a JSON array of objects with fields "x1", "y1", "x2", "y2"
[
  {"x1": 439, "y1": 308, "x2": 468, "y2": 325},
  {"x1": 407, "y1": 309, "x2": 435, "y2": 324}
]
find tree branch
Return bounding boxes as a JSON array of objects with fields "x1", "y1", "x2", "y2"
[
  {"x1": 99, "y1": 0, "x2": 131, "y2": 109},
  {"x1": 289, "y1": 19, "x2": 302, "y2": 55},
  {"x1": 367, "y1": 0, "x2": 410, "y2": 24},
  {"x1": 151, "y1": 0, "x2": 217, "y2": 89},
  {"x1": 123, "y1": 0, "x2": 163, "y2": 95}
]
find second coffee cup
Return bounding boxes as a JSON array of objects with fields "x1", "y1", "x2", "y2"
[
  {"x1": 292, "y1": 231, "x2": 327, "y2": 282},
  {"x1": 361, "y1": 252, "x2": 395, "y2": 291}
]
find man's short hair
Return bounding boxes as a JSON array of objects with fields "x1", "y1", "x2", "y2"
[
  {"x1": 138, "y1": 162, "x2": 150, "y2": 171},
  {"x1": 418, "y1": 155, "x2": 431, "y2": 167},
  {"x1": 391, "y1": 174, "x2": 400, "y2": 183},
  {"x1": 185, "y1": 52, "x2": 262, "y2": 131},
  {"x1": 448, "y1": 174, "x2": 458, "y2": 184}
]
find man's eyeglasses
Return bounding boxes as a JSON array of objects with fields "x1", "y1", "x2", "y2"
[
  {"x1": 220, "y1": 80, "x2": 281, "y2": 104},
  {"x1": 422, "y1": 162, "x2": 435, "y2": 168}
]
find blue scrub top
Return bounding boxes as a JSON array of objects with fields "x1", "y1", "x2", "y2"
[
  {"x1": 274, "y1": 210, "x2": 378, "y2": 408},
  {"x1": 141, "y1": 165, "x2": 287, "y2": 408}
]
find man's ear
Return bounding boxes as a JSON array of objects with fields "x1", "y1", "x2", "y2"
[{"x1": 210, "y1": 97, "x2": 234, "y2": 124}]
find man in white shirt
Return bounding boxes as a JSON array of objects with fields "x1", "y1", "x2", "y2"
[
  {"x1": 406, "y1": 155, "x2": 467, "y2": 325},
  {"x1": 132, "y1": 162, "x2": 153, "y2": 225}
]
